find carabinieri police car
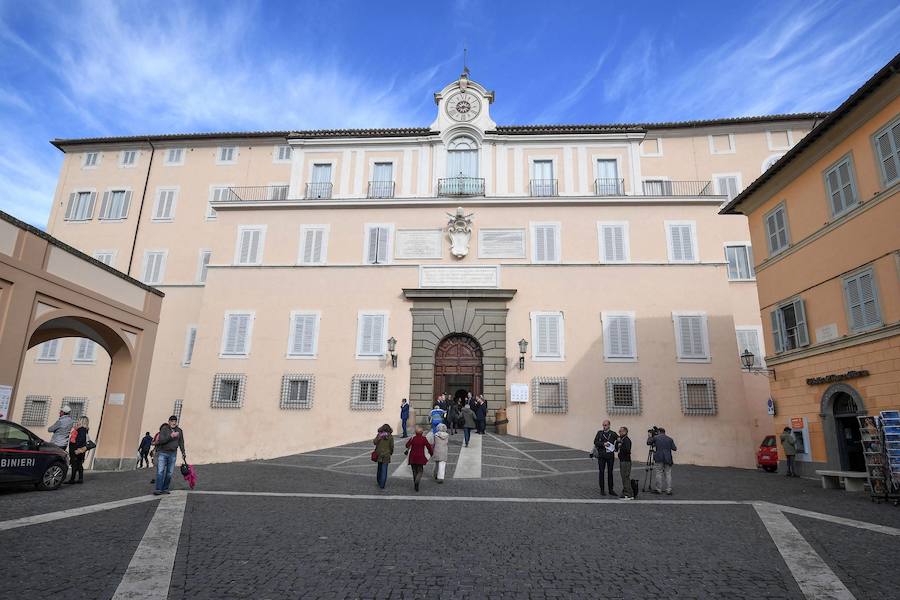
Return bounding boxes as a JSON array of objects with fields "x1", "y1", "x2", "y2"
[{"x1": 0, "y1": 419, "x2": 69, "y2": 491}]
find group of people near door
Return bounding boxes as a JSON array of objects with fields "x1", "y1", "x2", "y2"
[
  {"x1": 372, "y1": 422, "x2": 449, "y2": 491},
  {"x1": 398, "y1": 393, "x2": 487, "y2": 443},
  {"x1": 592, "y1": 420, "x2": 678, "y2": 498}
]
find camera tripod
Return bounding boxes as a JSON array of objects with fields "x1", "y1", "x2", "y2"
[{"x1": 642, "y1": 445, "x2": 656, "y2": 492}]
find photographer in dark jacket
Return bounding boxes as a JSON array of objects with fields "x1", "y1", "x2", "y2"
[
  {"x1": 153, "y1": 415, "x2": 186, "y2": 496},
  {"x1": 616, "y1": 427, "x2": 633, "y2": 499},
  {"x1": 648, "y1": 427, "x2": 677, "y2": 495},
  {"x1": 593, "y1": 420, "x2": 618, "y2": 496}
]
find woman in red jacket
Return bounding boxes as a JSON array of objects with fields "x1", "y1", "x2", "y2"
[{"x1": 405, "y1": 426, "x2": 433, "y2": 492}]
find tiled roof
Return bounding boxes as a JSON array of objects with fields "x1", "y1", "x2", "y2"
[
  {"x1": 51, "y1": 130, "x2": 291, "y2": 150},
  {"x1": 496, "y1": 113, "x2": 828, "y2": 135},
  {"x1": 720, "y1": 53, "x2": 900, "y2": 215},
  {"x1": 289, "y1": 127, "x2": 435, "y2": 139}
]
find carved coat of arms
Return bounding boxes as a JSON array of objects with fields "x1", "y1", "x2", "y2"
[{"x1": 446, "y1": 207, "x2": 474, "y2": 258}]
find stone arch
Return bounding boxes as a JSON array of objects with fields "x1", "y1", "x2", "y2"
[
  {"x1": 819, "y1": 383, "x2": 867, "y2": 470},
  {"x1": 434, "y1": 334, "x2": 484, "y2": 403}
]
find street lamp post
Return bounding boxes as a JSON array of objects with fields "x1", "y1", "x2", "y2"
[{"x1": 740, "y1": 349, "x2": 776, "y2": 380}]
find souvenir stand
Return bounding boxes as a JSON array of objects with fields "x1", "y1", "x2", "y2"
[{"x1": 860, "y1": 410, "x2": 900, "y2": 505}]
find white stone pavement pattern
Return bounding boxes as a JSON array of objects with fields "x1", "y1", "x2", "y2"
[{"x1": 3, "y1": 433, "x2": 899, "y2": 599}]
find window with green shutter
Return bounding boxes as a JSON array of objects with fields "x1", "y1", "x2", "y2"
[
  {"x1": 823, "y1": 156, "x2": 858, "y2": 217},
  {"x1": 843, "y1": 268, "x2": 881, "y2": 332},
  {"x1": 873, "y1": 117, "x2": 900, "y2": 186},
  {"x1": 764, "y1": 202, "x2": 790, "y2": 255},
  {"x1": 771, "y1": 298, "x2": 809, "y2": 353}
]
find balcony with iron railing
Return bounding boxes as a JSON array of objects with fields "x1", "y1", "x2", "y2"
[
  {"x1": 367, "y1": 180, "x2": 395, "y2": 199},
  {"x1": 438, "y1": 176, "x2": 484, "y2": 197},
  {"x1": 306, "y1": 182, "x2": 333, "y2": 199},
  {"x1": 641, "y1": 180, "x2": 713, "y2": 196},
  {"x1": 530, "y1": 179, "x2": 558, "y2": 197},
  {"x1": 225, "y1": 185, "x2": 290, "y2": 202},
  {"x1": 594, "y1": 178, "x2": 625, "y2": 196}
]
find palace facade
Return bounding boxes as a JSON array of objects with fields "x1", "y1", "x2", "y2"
[{"x1": 10, "y1": 73, "x2": 828, "y2": 467}]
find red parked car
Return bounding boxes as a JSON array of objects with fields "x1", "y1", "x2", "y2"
[{"x1": 756, "y1": 435, "x2": 778, "y2": 472}]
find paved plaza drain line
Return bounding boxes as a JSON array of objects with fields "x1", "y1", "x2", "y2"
[{"x1": 2, "y1": 490, "x2": 898, "y2": 600}]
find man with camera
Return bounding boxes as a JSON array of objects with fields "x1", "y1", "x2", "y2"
[
  {"x1": 592, "y1": 419, "x2": 618, "y2": 496},
  {"x1": 647, "y1": 426, "x2": 676, "y2": 495}
]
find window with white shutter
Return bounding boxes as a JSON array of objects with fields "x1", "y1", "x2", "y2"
[
  {"x1": 36, "y1": 339, "x2": 61, "y2": 363},
  {"x1": 217, "y1": 146, "x2": 237, "y2": 164},
  {"x1": 281, "y1": 374, "x2": 314, "y2": 409},
  {"x1": 165, "y1": 148, "x2": 184, "y2": 166},
  {"x1": 531, "y1": 311, "x2": 564, "y2": 360},
  {"x1": 364, "y1": 225, "x2": 393, "y2": 264},
  {"x1": 356, "y1": 312, "x2": 388, "y2": 357},
  {"x1": 197, "y1": 250, "x2": 212, "y2": 283},
  {"x1": 602, "y1": 311, "x2": 636, "y2": 361},
  {"x1": 82, "y1": 152, "x2": 99, "y2": 168},
  {"x1": 597, "y1": 222, "x2": 629, "y2": 263},
  {"x1": 735, "y1": 327, "x2": 764, "y2": 367},
  {"x1": 141, "y1": 251, "x2": 167, "y2": 285},
  {"x1": 73, "y1": 339, "x2": 97, "y2": 364},
  {"x1": 93, "y1": 251, "x2": 115, "y2": 267},
  {"x1": 275, "y1": 145, "x2": 292, "y2": 162},
  {"x1": 208, "y1": 185, "x2": 232, "y2": 219},
  {"x1": 119, "y1": 150, "x2": 138, "y2": 167},
  {"x1": 220, "y1": 312, "x2": 254, "y2": 357},
  {"x1": 708, "y1": 134, "x2": 735, "y2": 154},
  {"x1": 873, "y1": 117, "x2": 900, "y2": 186},
  {"x1": 267, "y1": 184, "x2": 289, "y2": 200},
  {"x1": 235, "y1": 226, "x2": 266, "y2": 265},
  {"x1": 64, "y1": 191, "x2": 96, "y2": 221},
  {"x1": 770, "y1": 298, "x2": 809, "y2": 353},
  {"x1": 531, "y1": 222, "x2": 560, "y2": 263},
  {"x1": 665, "y1": 221, "x2": 697, "y2": 263},
  {"x1": 98, "y1": 189, "x2": 131, "y2": 220},
  {"x1": 764, "y1": 203, "x2": 790, "y2": 255},
  {"x1": 287, "y1": 312, "x2": 320, "y2": 358},
  {"x1": 724, "y1": 244, "x2": 755, "y2": 280},
  {"x1": 478, "y1": 229, "x2": 526, "y2": 259},
  {"x1": 673, "y1": 312, "x2": 709, "y2": 361},
  {"x1": 823, "y1": 156, "x2": 858, "y2": 217},
  {"x1": 182, "y1": 326, "x2": 198, "y2": 366},
  {"x1": 642, "y1": 179, "x2": 673, "y2": 195},
  {"x1": 152, "y1": 188, "x2": 177, "y2": 221},
  {"x1": 299, "y1": 226, "x2": 328, "y2": 264},
  {"x1": 714, "y1": 175, "x2": 740, "y2": 201},
  {"x1": 843, "y1": 268, "x2": 882, "y2": 332}
]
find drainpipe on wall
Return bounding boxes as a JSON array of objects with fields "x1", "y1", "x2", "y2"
[{"x1": 127, "y1": 138, "x2": 155, "y2": 277}]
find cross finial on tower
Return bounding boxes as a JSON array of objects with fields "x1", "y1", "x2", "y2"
[{"x1": 462, "y1": 47, "x2": 470, "y2": 77}]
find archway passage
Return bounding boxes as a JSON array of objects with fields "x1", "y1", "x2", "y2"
[
  {"x1": 434, "y1": 335, "x2": 483, "y2": 404},
  {"x1": 833, "y1": 392, "x2": 865, "y2": 472}
]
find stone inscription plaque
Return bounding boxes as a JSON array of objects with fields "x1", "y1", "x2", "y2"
[
  {"x1": 396, "y1": 229, "x2": 442, "y2": 259},
  {"x1": 420, "y1": 266, "x2": 499, "y2": 288}
]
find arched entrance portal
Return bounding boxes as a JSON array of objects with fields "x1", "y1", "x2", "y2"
[
  {"x1": 434, "y1": 335, "x2": 483, "y2": 403},
  {"x1": 820, "y1": 383, "x2": 867, "y2": 472}
]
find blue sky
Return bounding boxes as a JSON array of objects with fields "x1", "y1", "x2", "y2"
[{"x1": 1, "y1": 0, "x2": 898, "y2": 226}]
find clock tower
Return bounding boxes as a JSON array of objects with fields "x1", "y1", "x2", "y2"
[{"x1": 430, "y1": 71, "x2": 496, "y2": 134}]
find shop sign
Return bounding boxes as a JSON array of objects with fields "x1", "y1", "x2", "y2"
[
  {"x1": 790, "y1": 417, "x2": 804, "y2": 430},
  {"x1": 806, "y1": 370, "x2": 869, "y2": 386}
]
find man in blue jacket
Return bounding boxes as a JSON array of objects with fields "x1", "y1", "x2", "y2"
[
  {"x1": 400, "y1": 398, "x2": 410, "y2": 438},
  {"x1": 648, "y1": 428, "x2": 677, "y2": 495}
]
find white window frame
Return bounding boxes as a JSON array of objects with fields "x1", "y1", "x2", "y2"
[
  {"x1": 530, "y1": 311, "x2": 565, "y2": 361},
  {"x1": 531, "y1": 376, "x2": 569, "y2": 414},
  {"x1": 216, "y1": 145, "x2": 238, "y2": 165},
  {"x1": 195, "y1": 249, "x2": 212, "y2": 284},
  {"x1": 211, "y1": 373, "x2": 246, "y2": 408},
  {"x1": 641, "y1": 176, "x2": 673, "y2": 196},
  {"x1": 665, "y1": 220, "x2": 699, "y2": 264},
  {"x1": 356, "y1": 311, "x2": 389, "y2": 359},
  {"x1": 761, "y1": 154, "x2": 784, "y2": 173},
  {"x1": 286, "y1": 311, "x2": 321, "y2": 359},
  {"x1": 363, "y1": 224, "x2": 394, "y2": 265},
  {"x1": 281, "y1": 374, "x2": 315, "y2": 409},
  {"x1": 274, "y1": 144, "x2": 292, "y2": 163},
  {"x1": 606, "y1": 377, "x2": 641, "y2": 415},
  {"x1": 350, "y1": 374, "x2": 385, "y2": 410},
  {"x1": 478, "y1": 228, "x2": 526, "y2": 259},
  {"x1": 679, "y1": 377, "x2": 717, "y2": 416},
  {"x1": 529, "y1": 157, "x2": 557, "y2": 196},
  {"x1": 164, "y1": 148, "x2": 185, "y2": 166},
  {"x1": 707, "y1": 133, "x2": 736, "y2": 155},
  {"x1": 672, "y1": 311, "x2": 710, "y2": 363},
  {"x1": 593, "y1": 157, "x2": 623, "y2": 195},
  {"x1": 596, "y1": 221, "x2": 630, "y2": 263},
  {"x1": 601, "y1": 311, "x2": 637, "y2": 362},
  {"x1": 266, "y1": 182, "x2": 290, "y2": 201},
  {"x1": 141, "y1": 250, "x2": 168, "y2": 285},
  {"x1": 65, "y1": 189, "x2": 97, "y2": 222},
  {"x1": 182, "y1": 325, "x2": 198, "y2": 366},
  {"x1": 723, "y1": 242, "x2": 755, "y2": 281},
  {"x1": 118, "y1": 149, "x2": 139, "y2": 168},
  {"x1": 82, "y1": 151, "x2": 100, "y2": 169},
  {"x1": 712, "y1": 173, "x2": 742, "y2": 201},
  {"x1": 298, "y1": 225, "x2": 329, "y2": 265},
  {"x1": 234, "y1": 225, "x2": 267, "y2": 266},
  {"x1": 93, "y1": 250, "x2": 117, "y2": 267},
  {"x1": 735, "y1": 325, "x2": 765, "y2": 368},
  {"x1": 151, "y1": 187, "x2": 179, "y2": 222},
  {"x1": 529, "y1": 221, "x2": 561, "y2": 264},
  {"x1": 36, "y1": 339, "x2": 61, "y2": 363},
  {"x1": 72, "y1": 338, "x2": 97, "y2": 364},
  {"x1": 207, "y1": 184, "x2": 234, "y2": 220},
  {"x1": 766, "y1": 130, "x2": 794, "y2": 151},
  {"x1": 219, "y1": 311, "x2": 255, "y2": 358},
  {"x1": 98, "y1": 188, "x2": 132, "y2": 221},
  {"x1": 764, "y1": 201, "x2": 791, "y2": 256},
  {"x1": 639, "y1": 137, "x2": 663, "y2": 157}
]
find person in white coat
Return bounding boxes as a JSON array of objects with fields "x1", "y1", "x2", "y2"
[{"x1": 431, "y1": 423, "x2": 450, "y2": 483}]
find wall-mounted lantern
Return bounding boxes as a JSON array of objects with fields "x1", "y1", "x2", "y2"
[
  {"x1": 740, "y1": 349, "x2": 776, "y2": 380},
  {"x1": 387, "y1": 336, "x2": 398, "y2": 368},
  {"x1": 518, "y1": 338, "x2": 528, "y2": 370}
]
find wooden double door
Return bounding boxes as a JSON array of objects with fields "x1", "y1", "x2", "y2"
[{"x1": 433, "y1": 335, "x2": 483, "y2": 402}]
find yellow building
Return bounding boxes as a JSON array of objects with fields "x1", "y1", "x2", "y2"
[{"x1": 722, "y1": 54, "x2": 900, "y2": 476}]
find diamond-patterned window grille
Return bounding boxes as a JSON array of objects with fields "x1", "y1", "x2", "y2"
[
  {"x1": 281, "y1": 374, "x2": 315, "y2": 409},
  {"x1": 63, "y1": 397, "x2": 88, "y2": 420},
  {"x1": 211, "y1": 373, "x2": 246, "y2": 409},
  {"x1": 679, "y1": 377, "x2": 717, "y2": 416},
  {"x1": 606, "y1": 377, "x2": 641, "y2": 415},
  {"x1": 22, "y1": 395, "x2": 51, "y2": 426},
  {"x1": 531, "y1": 377, "x2": 568, "y2": 414},
  {"x1": 350, "y1": 374, "x2": 384, "y2": 411}
]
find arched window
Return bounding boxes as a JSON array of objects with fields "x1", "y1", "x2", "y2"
[
  {"x1": 761, "y1": 154, "x2": 784, "y2": 173},
  {"x1": 447, "y1": 136, "x2": 479, "y2": 178}
]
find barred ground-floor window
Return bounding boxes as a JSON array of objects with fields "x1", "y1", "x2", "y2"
[
  {"x1": 531, "y1": 377, "x2": 568, "y2": 414},
  {"x1": 281, "y1": 374, "x2": 315, "y2": 409},
  {"x1": 350, "y1": 374, "x2": 384, "y2": 410},
  {"x1": 211, "y1": 373, "x2": 246, "y2": 409},
  {"x1": 606, "y1": 377, "x2": 641, "y2": 415},
  {"x1": 679, "y1": 378, "x2": 717, "y2": 416},
  {"x1": 22, "y1": 395, "x2": 51, "y2": 426},
  {"x1": 63, "y1": 397, "x2": 88, "y2": 420}
]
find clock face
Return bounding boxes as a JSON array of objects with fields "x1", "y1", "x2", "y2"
[{"x1": 446, "y1": 92, "x2": 481, "y2": 122}]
